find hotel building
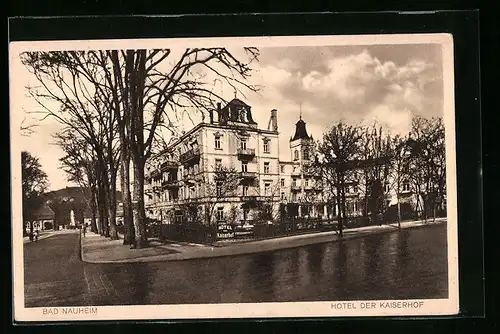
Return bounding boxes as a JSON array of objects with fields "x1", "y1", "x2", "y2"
[{"x1": 144, "y1": 98, "x2": 381, "y2": 226}]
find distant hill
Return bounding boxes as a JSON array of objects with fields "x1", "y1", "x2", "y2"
[
  {"x1": 41, "y1": 186, "x2": 123, "y2": 224},
  {"x1": 43, "y1": 186, "x2": 123, "y2": 203}
]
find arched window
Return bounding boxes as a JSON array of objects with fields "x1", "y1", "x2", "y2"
[{"x1": 294, "y1": 150, "x2": 299, "y2": 161}]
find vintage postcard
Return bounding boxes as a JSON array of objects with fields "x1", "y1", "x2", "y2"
[{"x1": 10, "y1": 33, "x2": 458, "y2": 321}]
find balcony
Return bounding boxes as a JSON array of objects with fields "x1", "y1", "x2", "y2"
[
  {"x1": 161, "y1": 160, "x2": 179, "y2": 171},
  {"x1": 241, "y1": 195, "x2": 258, "y2": 202},
  {"x1": 183, "y1": 174, "x2": 197, "y2": 185},
  {"x1": 162, "y1": 179, "x2": 180, "y2": 188},
  {"x1": 291, "y1": 184, "x2": 301, "y2": 191},
  {"x1": 239, "y1": 171, "x2": 257, "y2": 180},
  {"x1": 237, "y1": 148, "x2": 255, "y2": 160},
  {"x1": 180, "y1": 147, "x2": 201, "y2": 163}
]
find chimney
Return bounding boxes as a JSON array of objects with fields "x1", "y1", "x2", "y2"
[
  {"x1": 208, "y1": 109, "x2": 214, "y2": 124},
  {"x1": 268, "y1": 109, "x2": 278, "y2": 132},
  {"x1": 216, "y1": 102, "x2": 222, "y2": 123}
]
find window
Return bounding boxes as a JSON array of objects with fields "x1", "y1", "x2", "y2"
[
  {"x1": 384, "y1": 182, "x2": 390, "y2": 193},
  {"x1": 242, "y1": 162, "x2": 248, "y2": 172},
  {"x1": 241, "y1": 138, "x2": 247, "y2": 150},
  {"x1": 214, "y1": 136, "x2": 221, "y2": 149},
  {"x1": 264, "y1": 162, "x2": 270, "y2": 174},
  {"x1": 294, "y1": 150, "x2": 299, "y2": 160},
  {"x1": 280, "y1": 178, "x2": 285, "y2": 187},
  {"x1": 403, "y1": 181, "x2": 410, "y2": 192},
  {"x1": 280, "y1": 165, "x2": 285, "y2": 173},
  {"x1": 216, "y1": 182, "x2": 223, "y2": 197},
  {"x1": 292, "y1": 193, "x2": 297, "y2": 202},
  {"x1": 216, "y1": 207, "x2": 224, "y2": 221},
  {"x1": 292, "y1": 179, "x2": 297, "y2": 187},
  {"x1": 303, "y1": 148, "x2": 309, "y2": 160},
  {"x1": 264, "y1": 183, "x2": 271, "y2": 196},
  {"x1": 263, "y1": 140, "x2": 270, "y2": 153},
  {"x1": 293, "y1": 166, "x2": 297, "y2": 173},
  {"x1": 215, "y1": 159, "x2": 222, "y2": 168},
  {"x1": 281, "y1": 192, "x2": 286, "y2": 200},
  {"x1": 345, "y1": 186, "x2": 350, "y2": 194},
  {"x1": 243, "y1": 185, "x2": 249, "y2": 196},
  {"x1": 305, "y1": 179, "x2": 309, "y2": 187},
  {"x1": 243, "y1": 208, "x2": 249, "y2": 221}
]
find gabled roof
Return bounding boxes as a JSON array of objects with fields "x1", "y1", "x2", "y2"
[{"x1": 33, "y1": 203, "x2": 55, "y2": 220}]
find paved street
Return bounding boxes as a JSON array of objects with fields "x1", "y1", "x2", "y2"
[{"x1": 24, "y1": 224, "x2": 448, "y2": 307}]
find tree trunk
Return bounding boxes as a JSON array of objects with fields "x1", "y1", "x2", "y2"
[
  {"x1": 132, "y1": 160, "x2": 148, "y2": 248},
  {"x1": 97, "y1": 173, "x2": 107, "y2": 236},
  {"x1": 108, "y1": 173, "x2": 119, "y2": 240},
  {"x1": 89, "y1": 186, "x2": 98, "y2": 233},
  {"x1": 121, "y1": 153, "x2": 135, "y2": 245},
  {"x1": 397, "y1": 196, "x2": 401, "y2": 228}
]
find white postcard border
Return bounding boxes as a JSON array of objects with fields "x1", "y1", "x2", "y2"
[{"x1": 10, "y1": 33, "x2": 459, "y2": 322}]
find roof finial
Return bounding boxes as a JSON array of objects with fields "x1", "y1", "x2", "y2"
[
  {"x1": 234, "y1": 87, "x2": 237, "y2": 99},
  {"x1": 299, "y1": 102, "x2": 302, "y2": 120}
]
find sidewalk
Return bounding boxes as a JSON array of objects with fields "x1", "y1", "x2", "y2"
[
  {"x1": 23, "y1": 229, "x2": 77, "y2": 244},
  {"x1": 81, "y1": 218, "x2": 447, "y2": 264}
]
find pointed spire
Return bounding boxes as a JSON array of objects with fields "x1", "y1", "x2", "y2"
[
  {"x1": 234, "y1": 88, "x2": 237, "y2": 99},
  {"x1": 291, "y1": 109, "x2": 310, "y2": 141},
  {"x1": 299, "y1": 102, "x2": 302, "y2": 120}
]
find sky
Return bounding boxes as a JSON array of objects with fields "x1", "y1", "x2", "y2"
[{"x1": 13, "y1": 42, "x2": 444, "y2": 191}]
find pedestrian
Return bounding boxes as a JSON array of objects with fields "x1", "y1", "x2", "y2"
[
  {"x1": 34, "y1": 230, "x2": 39, "y2": 242},
  {"x1": 82, "y1": 223, "x2": 87, "y2": 237}
]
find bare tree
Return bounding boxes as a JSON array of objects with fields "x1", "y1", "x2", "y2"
[
  {"x1": 408, "y1": 116, "x2": 446, "y2": 221},
  {"x1": 21, "y1": 151, "x2": 49, "y2": 235},
  {"x1": 203, "y1": 165, "x2": 242, "y2": 226},
  {"x1": 253, "y1": 181, "x2": 282, "y2": 223},
  {"x1": 357, "y1": 123, "x2": 393, "y2": 223},
  {"x1": 313, "y1": 121, "x2": 364, "y2": 237},
  {"x1": 20, "y1": 52, "x2": 121, "y2": 239},
  {"x1": 54, "y1": 129, "x2": 100, "y2": 233}
]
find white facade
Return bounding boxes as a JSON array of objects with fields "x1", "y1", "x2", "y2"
[{"x1": 144, "y1": 98, "x2": 423, "y2": 227}]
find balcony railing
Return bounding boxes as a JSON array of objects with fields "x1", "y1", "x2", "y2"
[
  {"x1": 239, "y1": 171, "x2": 257, "y2": 179},
  {"x1": 161, "y1": 160, "x2": 179, "y2": 171},
  {"x1": 291, "y1": 184, "x2": 301, "y2": 191},
  {"x1": 237, "y1": 148, "x2": 256, "y2": 159},
  {"x1": 162, "y1": 179, "x2": 180, "y2": 188},
  {"x1": 180, "y1": 147, "x2": 201, "y2": 163},
  {"x1": 240, "y1": 195, "x2": 258, "y2": 202},
  {"x1": 183, "y1": 174, "x2": 197, "y2": 184}
]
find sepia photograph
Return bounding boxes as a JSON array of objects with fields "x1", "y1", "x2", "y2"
[{"x1": 10, "y1": 33, "x2": 458, "y2": 321}]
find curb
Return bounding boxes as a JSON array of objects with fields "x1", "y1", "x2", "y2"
[{"x1": 81, "y1": 219, "x2": 447, "y2": 264}]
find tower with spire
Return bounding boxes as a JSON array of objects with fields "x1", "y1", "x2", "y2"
[{"x1": 289, "y1": 105, "x2": 314, "y2": 163}]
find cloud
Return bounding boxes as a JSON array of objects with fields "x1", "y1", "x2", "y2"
[{"x1": 16, "y1": 44, "x2": 444, "y2": 189}]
